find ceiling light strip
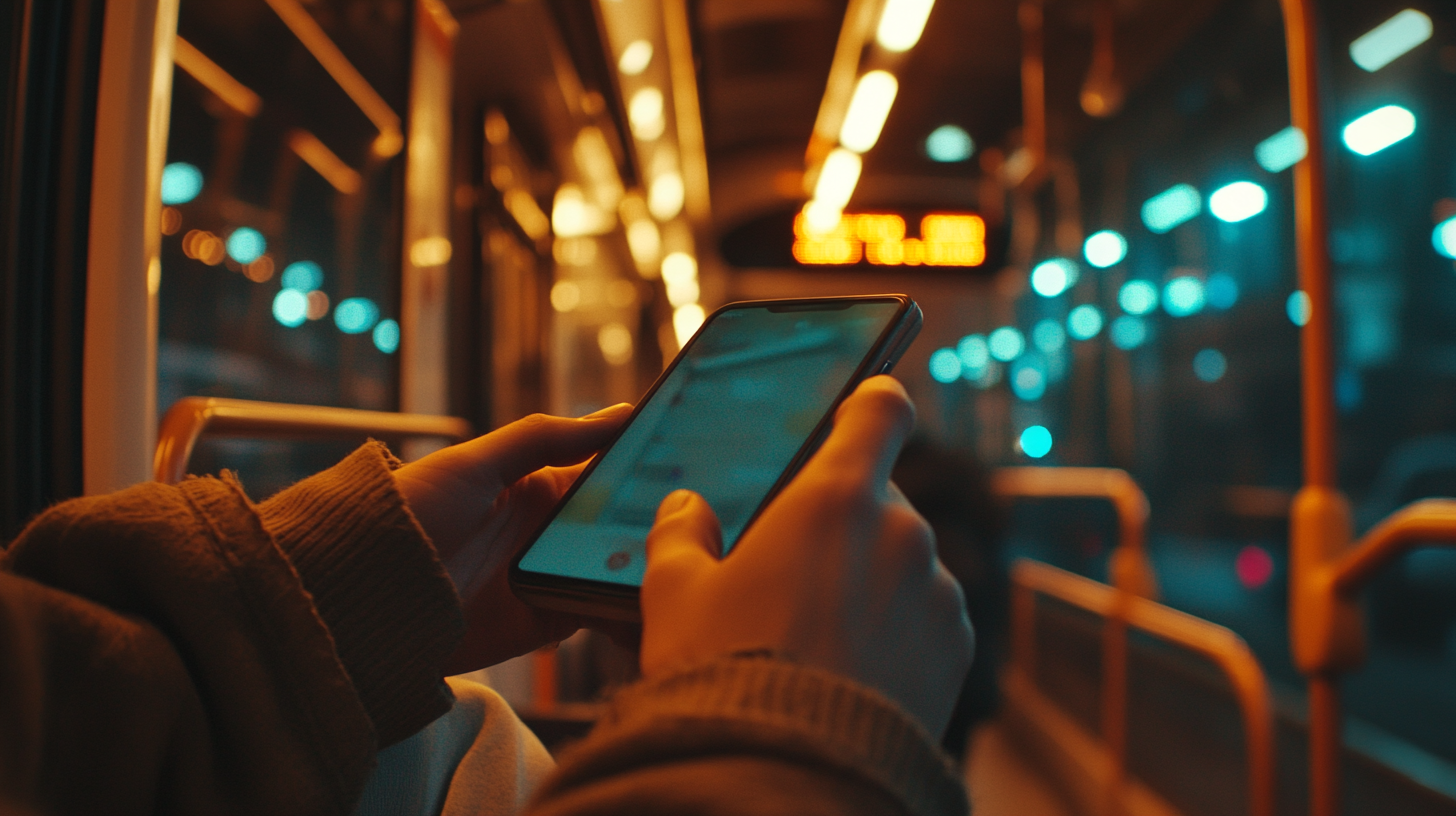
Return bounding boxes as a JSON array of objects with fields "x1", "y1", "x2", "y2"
[
  {"x1": 288, "y1": 129, "x2": 362, "y2": 194},
  {"x1": 806, "y1": 0, "x2": 882, "y2": 169}
]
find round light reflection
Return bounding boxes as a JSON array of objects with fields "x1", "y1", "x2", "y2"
[
  {"x1": 1020, "y1": 425, "x2": 1053, "y2": 459},
  {"x1": 1118, "y1": 280, "x2": 1158, "y2": 315},
  {"x1": 1067, "y1": 304, "x2": 1104, "y2": 340},
  {"x1": 1083, "y1": 230, "x2": 1127, "y2": 268},
  {"x1": 988, "y1": 326, "x2": 1025, "y2": 361},
  {"x1": 929, "y1": 348, "x2": 962, "y2": 383},
  {"x1": 226, "y1": 227, "x2": 267, "y2": 264}
]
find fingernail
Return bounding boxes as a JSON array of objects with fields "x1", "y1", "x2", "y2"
[
  {"x1": 583, "y1": 402, "x2": 632, "y2": 419},
  {"x1": 658, "y1": 489, "x2": 693, "y2": 517}
]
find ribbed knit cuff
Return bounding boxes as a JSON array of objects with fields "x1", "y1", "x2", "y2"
[
  {"x1": 565, "y1": 655, "x2": 968, "y2": 815},
  {"x1": 257, "y1": 441, "x2": 466, "y2": 747}
]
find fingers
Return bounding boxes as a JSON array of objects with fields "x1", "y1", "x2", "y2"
[
  {"x1": 644, "y1": 490, "x2": 723, "y2": 585},
  {"x1": 807, "y1": 376, "x2": 915, "y2": 488},
  {"x1": 458, "y1": 405, "x2": 632, "y2": 488}
]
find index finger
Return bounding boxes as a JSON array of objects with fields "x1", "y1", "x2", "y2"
[{"x1": 801, "y1": 376, "x2": 915, "y2": 489}]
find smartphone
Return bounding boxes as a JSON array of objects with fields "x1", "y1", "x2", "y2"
[{"x1": 509, "y1": 295, "x2": 922, "y2": 620}]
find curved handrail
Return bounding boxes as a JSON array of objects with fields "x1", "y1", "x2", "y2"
[
  {"x1": 993, "y1": 466, "x2": 1158, "y2": 599},
  {"x1": 1332, "y1": 499, "x2": 1456, "y2": 594},
  {"x1": 1011, "y1": 558, "x2": 1274, "y2": 816},
  {"x1": 154, "y1": 396, "x2": 474, "y2": 484}
]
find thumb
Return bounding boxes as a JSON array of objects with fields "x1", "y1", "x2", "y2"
[{"x1": 644, "y1": 490, "x2": 722, "y2": 587}]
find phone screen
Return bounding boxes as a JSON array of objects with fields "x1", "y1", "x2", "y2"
[{"x1": 517, "y1": 299, "x2": 904, "y2": 587}]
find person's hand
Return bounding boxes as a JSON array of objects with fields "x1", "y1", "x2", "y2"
[
  {"x1": 393, "y1": 405, "x2": 632, "y2": 674},
  {"x1": 639, "y1": 376, "x2": 973, "y2": 738}
]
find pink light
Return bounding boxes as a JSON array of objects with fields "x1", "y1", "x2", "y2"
[{"x1": 1236, "y1": 545, "x2": 1275, "y2": 590}]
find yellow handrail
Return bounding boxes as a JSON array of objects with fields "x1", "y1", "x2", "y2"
[
  {"x1": 154, "y1": 396, "x2": 473, "y2": 484},
  {"x1": 1011, "y1": 559, "x2": 1275, "y2": 816},
  {"x1": 993, "y1": 466, "x2": 1157, "y2": 599}
]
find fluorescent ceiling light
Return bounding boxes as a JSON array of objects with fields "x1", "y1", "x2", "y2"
[
  {"x1": 876, "y1": 0, "x2": 935, "y2": 52},
  {"x1": 1350, "y1": 9, "x2": 1432, "y2": 72},
  {"x1": 839, "y1": 70, "x2": 898, "y2": 153}
]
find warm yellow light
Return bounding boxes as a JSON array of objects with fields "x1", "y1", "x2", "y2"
[
  {"x1": 839, "y1": 71, "x2": 898, "y2": 153},
  {"x1": 791, "y1": 211, "x2": 985, "y2": 267},
  {"x1": 410, "y1": 236, "x2": 453, "y2": 267},
  {"x1": 551, "y1": 281, "x2": 581, "y2": 312},
  {"x1": 288, "y1": 129, "x2": 362, "y2": 194},
  {"x1": 629, "y1": 87, "x2": 666, "y2": 141},
  {"x1": 813, "y1": 148, "x2": 862, "y2": 209},
  {"x1": 801, "y1": 200, "x2": 843, "y2": 236},
  {"x1": 598, "y1": 322, "x2": 634, "y2": 365},
  {"x1": 660, "y1": 251, "x2": 697, "y2": 284},
  {"x1": 552, "y1": 184, "x2": 610, "y2": 237},
  {"x1": 626, "y1": 219, "x2": 662, "y2": 272},
  {"x1": 673, "y1": 303, "x2": 706, "y2": 347},
  {"x1": 876, "y1": 0, "x2": 936, "y2": 52},
  {"x1": 618, "y1": 40, "x2": 653, "y2": 75},
  {"x1": 648, "y1": 172, "x2": 685, "y2": 221},
  {"x1": 503, "y1": 188, "x2": 549, "y2": 240}
]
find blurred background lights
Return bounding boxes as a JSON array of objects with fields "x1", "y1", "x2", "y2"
[
  {"x1": 875, "y1": 0, "x2": 935, "y2": 52},
  {"x1": 372, "y1": 319, "x2": 400, "y2": 354},
  {"x1": 673, "y1": 303, "x2": 706, "y2": 347},
  {"x1": 929, "y1": 348, "x2": 962, "y2": 383},
  {"x1": 1019, "y1": 425, "x2": 1053, "y2": 459},
  {"x1": 925, "y1": 125, "x2": 973, "y2": 162},
  {"x1": 1141, "y1": 183, "x2": 1201, "y2": 233},
  {"x1": 1254, "y1": 126, "x2": 1308, "y2": 172},
  {"x1": 1208, "y1": 181, "x2": 1268, "y2": 223},
  {"x1": 1349, "y1": 9, "x2": 1432, "y2": 72},
  {"x1": 1118, "y1": 280, "x2": 1158, "y2": 315},
  {"x1": 839, "y1": 70, "x2": 898, "y2": 153},
  {"x1": 1163, "y1": 276, "x2": 1205, "y2": 317},
  {"x1": 628, "y1": 87, "x2": 666, "y2": 141},
  {"x1": 1011, "y1": 359, "x2": 1047, "y2": 401},
  {"x1": 226, "y1": 227, "x2": 266, "y2": 264},
  {"x1": 1342, "y1": 105, "x2": 1415, "y2": 156},
  {"x1": 160, "y1": 162, "x2": 204, "y2": 205},
  {"x1": 1110, "y1": 315, "x2": 1147, "y2": 349},
  {"x1": 305, "y1": 290, "x2": 330, "y2": 321},
  {"x1": 272, "y1": 289, "x2": 308, "y2": 327},
  {"x1": 281, "y1": 261, "x2": 323, "y2": 292},
  {"x1": 1431, "y1": 216, "x2": 1456, "y2": 259},
  {"x1": 988, "y1": 326, "x2": 1025, "y2": 361},
  {"x1": 333, "y1": 297, "x2": 380, "y2": 334},
  {"x1": 1083, "y1": 230, "x2": 1127, "y2": 267},
  {"x1": 957, "y1": 334, "x2": 989, "y2": 369},
  {"x1": 1031, "y1": 258, "x2": 1077, "y2": 297},
  {"x1": 617, "y1": 40, "x2": 653, "y2": 75},
  {"x1": 1067, "y1": 304, "x2": 1104, "y2": 339},
  {"x1": 1193, "y1": 348, "x2": 1228, "y2": 382},
  {"x1": 1287, "y1": 291, "x2": 1312, "y2": 326},
  {"x1": 1032, "y1": 319, "x2": 1066, "y2": 353},
  {"x1": 1235, "y1": 545, "x2": 1275, "y2": 590},
  {"x1": 1205, "y1": 272, "x2": 1239, "y2": 310}
]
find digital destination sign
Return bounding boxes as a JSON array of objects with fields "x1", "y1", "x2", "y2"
[
  {"x1": 718, "y1": 207, "x2": 1003, "y2": 272},
  {"x1": 791, "y1": 212, "x2": 986, "y2": 267}
]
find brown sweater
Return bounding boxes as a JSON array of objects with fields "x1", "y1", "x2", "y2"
[{"x1": 0, "y1": 443, "x2": 966, "y2": 816}]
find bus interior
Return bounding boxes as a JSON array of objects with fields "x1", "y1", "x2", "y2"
[{"x1": 3, "y1": 0, "x2": 1456, "y2": 814}]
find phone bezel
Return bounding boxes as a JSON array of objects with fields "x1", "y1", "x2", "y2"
[{"x1": 508, "y1": 294, "x2": 922, "y2": 621}]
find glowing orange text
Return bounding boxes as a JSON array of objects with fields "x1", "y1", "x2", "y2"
[{"x1": 791, "y1": 212, "x2": 986, "y2": 267}]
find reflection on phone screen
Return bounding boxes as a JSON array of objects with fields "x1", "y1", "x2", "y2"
[{"x1": 518, "y1": 300, "x2": 901, "y2": 586}]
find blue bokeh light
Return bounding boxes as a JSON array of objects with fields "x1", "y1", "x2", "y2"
[
  {"x1": 1205, "y1": 273, "x2": 1239, "y2": 310},
  {"x1": 226, "y1": 228, "x2": 267, "y2": 264},
  {"x1": 1163, "y1": 276, "x2": 1205, "y2": 317},
  {"x1": 925, "y1": 125, "x2": 974, "y2": 163},
  {"x1": 929, "y1": 348, "x2": 963, "y2": 383},
  {"x1": 161, "y1": 162, "x2": 204, "y2": 205},
  {"x1": 1110, "y1": 315, "x2": 1148, "y2": 349},
  {"x1": 373, "y1": 319, "x2": 400, "y2": 354},
  {"x1": 1033, "y1": 319, "x2": 1066, "y2": 353},
  {"x1": 1067, "y1": 304, "x2": 1104, "y2": 340},
  {"x1": 1287, "y1": 290, "x2": 1312, "y2": 326},
  {"x1": 988, "y1": 326, "x2": 1025, "y2": 361},
  {"x1": 1031, "y1": 259, "x2": 1078, "y2": 297},
  {"x1": 1432, "y1": 216, "x2": 1456, "y2": 259},
  {"x1": 1141, "y1": 184, "x2": 1201, "y2": 233},
  {"x1": 1011, "y1": 357, "x2": 1047, "y2": 401},
  {"x1": 334, "y1": 297, "x2": 381, "y2": 334},
  {"x1": 281, "y1": 261, "x2": 324, "y2": 292},
  {"x1": 1083, "y1": 230, "x2": 1128, "y2": 268},
  {"x1": 272, "y1": 289, "x2": 308, "y2": 327},
  {"x1": 1020, "y1": 425, "x2": 1053, "y2": 458},
  {"x1": 1118, "y1": 280, "x2": 1158, "y2": 315},
  {"x1": 1193, "y1": 348, "x2": 1227, "y2": 382}
]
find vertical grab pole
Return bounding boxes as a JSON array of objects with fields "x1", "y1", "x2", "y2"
[{"x1": 1275, "y1": 1, "x2": 1355, "y2": 815}]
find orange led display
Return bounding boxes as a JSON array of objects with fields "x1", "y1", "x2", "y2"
[{"x1": 792, "y1": 212, "x2": 986, "y2": 267}]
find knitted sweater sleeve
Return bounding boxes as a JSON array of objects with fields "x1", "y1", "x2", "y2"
[
  {"x1": 0, "y1": 442, "x2": 464, "y2": 815},
  {"x1": 526, "y1": 655, "x2": 970, "y2": 816}
]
